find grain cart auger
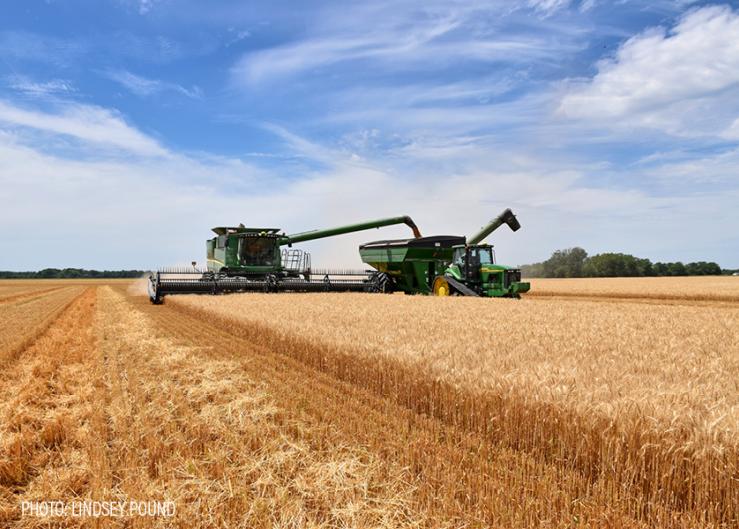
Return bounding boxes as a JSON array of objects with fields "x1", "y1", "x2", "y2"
[
  {"x1": 148, "y1": 216, "x2": 421, "y2": 303},
  {"x1": 359, "y1": 208, "x2": 530, "y2": 298}
]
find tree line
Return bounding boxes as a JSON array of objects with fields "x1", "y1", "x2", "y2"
[
  {"x1": 0, "y1": 268, "x2": 146, "y2": 279},
  {"x1": 520, "y1": 248, "x2": 727, "y2": 278}
]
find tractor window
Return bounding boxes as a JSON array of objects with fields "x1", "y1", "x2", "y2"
[
  {"x1": 477, "y1": 248, "x2": 494, "y2": 264},
  {"x1": 239, "y1": 237, "x2": 276, "y2": 266},
  {"x1": 452, "y1": 248, "x2": 465, "y2": 266}
]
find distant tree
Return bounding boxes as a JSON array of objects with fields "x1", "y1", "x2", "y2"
[
  {"x1": 667, "y1": 262, "x2": 686, "y2": 276},
  {"x1": 520, "y1": 262, "x2": 545, "y2": 278},
  {"x1": 653, "y1": 262, "x2": 668, "y2": 276},
  {"x1": 0, "y1": 269, "x2": 146, "y2": 279},
  {"x1": 584, "y1": 253, "x2": 641, "y2": 277},
  {"x1": 519, "y1": 251, "x2": 724, "y2": 278},
  {"x1": 542, "y1": 247, "x2": 588, "y2": 278}
]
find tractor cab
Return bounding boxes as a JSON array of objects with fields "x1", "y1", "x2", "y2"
[
  {"x1": 444, "y1": 243, "x2": 529, "y2": 297},
  {"x1": 451, "y1": 244, "x2": 495, "y2": 283}
]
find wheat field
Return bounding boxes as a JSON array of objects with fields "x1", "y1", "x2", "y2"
[
  {"x1": 0, "y1": 278, "x2": 736, "y2": 528},
  {"x1": 528, "y1": 276, "x2": 739, "y2": 302}
]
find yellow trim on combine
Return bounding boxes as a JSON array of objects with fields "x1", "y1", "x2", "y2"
[{"x1": 207, "y1": 258, "x2": 225, "y2": 265}]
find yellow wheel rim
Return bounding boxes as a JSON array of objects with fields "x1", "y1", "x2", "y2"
[{"x1": 433, "y1": 277, "x2": 450, "y2": 296}]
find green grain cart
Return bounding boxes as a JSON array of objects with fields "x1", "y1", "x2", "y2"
[{"x1": 359, "y1": 209, "x2": 530, "y2": 297}]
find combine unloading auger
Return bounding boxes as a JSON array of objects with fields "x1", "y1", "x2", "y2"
[{"x1": 148, "y1": 216, "x2": 421, "y2": 303}]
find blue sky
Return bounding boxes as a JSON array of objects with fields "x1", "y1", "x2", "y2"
[{"x1": 1, "y1": 0, "x2": 738, "y2": 269}]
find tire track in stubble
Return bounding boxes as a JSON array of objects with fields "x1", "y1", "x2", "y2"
[
  {"x1": 0, "y1": 286, "x2": 67, "y2": 304},
  {"x1": 0, "y1": 287, "x2": 85, "y2": 368}
]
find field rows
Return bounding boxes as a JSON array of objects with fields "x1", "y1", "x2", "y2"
[
  {"x1": 0, "y1": 287, "x2": 102, "y2": 527},
  {"x1": 0, "y1": 286, "x2": 85, "y2": 365}
]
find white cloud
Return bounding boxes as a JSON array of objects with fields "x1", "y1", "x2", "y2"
[
  {"x1": 0, "y1": 99, "x2": 167, "y2": 156},
  {"x1": 138, "y1": 0, "x2": 160, "y2": 15},
  {"x1": 106, "y1": 70, "x2": 201, "y2": 99},
  {"x1": 528, "y1": 0, "x2": 573, "y2": 15},
  {"x1": 558, "y1": 5, "x2": 739, "y2": 139},
  {"x1": 232, "y1": 2, "x2": 584, "y2": 85},
  {"x1": 0, "y1": 31, "x2": 87, "y2": 66},
  {"x1": 6, "y1": 75, "x2": 75, "y2": 97},
  {"x1": 0, "y1": 98, "x2": 736, "y2": 270},
  {"x1": 233, "y1": 16, "x2": 459, "y2": 84},
  {"x1": 636, "y1": 146, "x2": 739, "y2": 185},
  {"x1": 0, "y1": 97, "x2": 675, "y2": 269},
  {"x1": 226, "y1": 27, "x2": 251, "y2": 47}
]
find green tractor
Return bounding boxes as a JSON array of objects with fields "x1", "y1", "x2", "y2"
[{"x1": 359, "y1": 209, "x2": 530, "y2": 298}]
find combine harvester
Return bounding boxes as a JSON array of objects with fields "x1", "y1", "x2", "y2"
[
  {"x1": 148, "y1": 216, "x2": 421, "y2": 303},
  {"x1": 148, "y1": 209, "x2": 529, "y2": 303}
]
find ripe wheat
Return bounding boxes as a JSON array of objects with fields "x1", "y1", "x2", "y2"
[{"x1": 170, "y1": 286, "x2": 738, "y2": 525}]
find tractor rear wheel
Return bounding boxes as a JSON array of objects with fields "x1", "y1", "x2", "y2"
[{"x1": 432, "y1": 276, "x2": 451, "y2": 296}]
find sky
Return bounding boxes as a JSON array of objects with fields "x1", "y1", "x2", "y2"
[{"x1": 1, "y1": 0, "x2": 738, "y2": 270}]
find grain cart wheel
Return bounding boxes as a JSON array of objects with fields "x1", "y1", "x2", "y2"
[
  {"x1": 433, "y1": 276, "x2": 451, "y2": 296},
  {"x1": 368, "y1": 272, "x2": 393, "y2": 293}
]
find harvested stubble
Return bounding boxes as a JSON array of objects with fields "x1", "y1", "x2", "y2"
[
  {"x1": 0, "y1": 287, "x2": 101, "y2": 528},
  {"x1": 170, "y1": 289, "x2": 739, "y2": 526},
  {"x1": 528, "y1": 276, "x2": 739, "y2": 302},
  {"x1": 1, "y1": 285, "x2": 435, "y2": 528},
  {"x1": 0, "y1": 286, "x2": 84, "y2": 365}
]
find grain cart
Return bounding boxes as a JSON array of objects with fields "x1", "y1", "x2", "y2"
[
  {"x1": 359, "y1": 209, "x2": 529, "y2": 297},
  {"x1": 148, "y1": 216, "x2": 421, "y2": 303}
]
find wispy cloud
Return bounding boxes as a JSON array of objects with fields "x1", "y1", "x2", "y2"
[
  {"x1": 6, "y1": 75, "x2": 75, "y2": 98},
  {"x1": 232, "y1": 2, "x2": 587, "y2": 85},
  {"x1": 0, "y1": 30, "x2": 87, "y2": 67},
  {"x1": 137, "y1": 0, "x2": 160, "y2": 15},
  {"x1": 105, "y1": 69, "x2": 201, "y2": 98},
  {"x1": 233, "y1": 16, "x2": 458, "y2": 84},
  {"x1": 528, "y1": 0, "x2": 574, "y2": 15},
  {"x1": 0, "y1": 99, "x2": 167, "y2": 156},
  {"x1": 225, "y1": 27, "x2": 251, "y2": 47}
]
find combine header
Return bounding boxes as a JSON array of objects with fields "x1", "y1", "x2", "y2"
[{"x1": 148, "y1": 216, "x2": 421, "y2": 303}]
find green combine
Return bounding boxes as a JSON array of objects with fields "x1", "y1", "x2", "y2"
[
  {"x1": 148, "y1": 209, "x2": 529, "y2": 302},
  {"x1": 148, "y1": 216, "x2": 421, "y2": 303},
  {"x1": 359, "y1": 209, "x2": 530, "y2": 297}
]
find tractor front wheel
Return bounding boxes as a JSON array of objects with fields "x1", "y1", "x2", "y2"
[{"x1": 433, "y1": 276, "x2": 451, "y2": 296}]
